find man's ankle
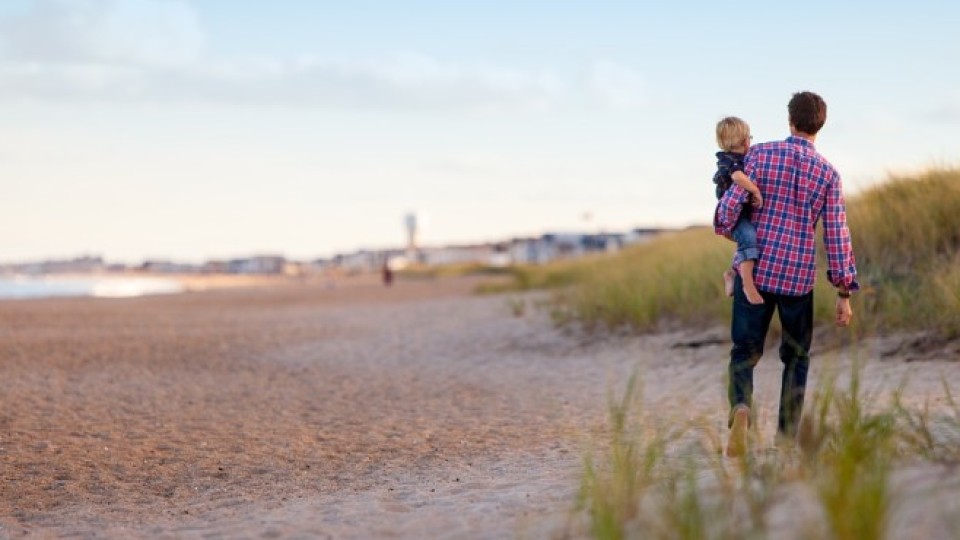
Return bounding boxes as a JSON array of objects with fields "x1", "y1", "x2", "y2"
[
  {"x1": 728, "y1": 403, "x2": 751, "y2": 427},
  {"x1": 726, "y1": 405, "x2": 751, "y2": 457}
]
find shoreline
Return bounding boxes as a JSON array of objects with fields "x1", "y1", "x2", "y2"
[{"x1": 0, "y1": 271, "x2": 364, "y2": 300}]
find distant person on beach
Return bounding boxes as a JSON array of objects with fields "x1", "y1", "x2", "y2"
[
  {"x1": 713, "y1": 116, "x2": 765, "y2": 305},
  {"x1": 382, "y1": 260, "x2": 394, "y2": 287},
  {"x1": 714, "y1": 91, "x2": 859, "y2": 457}
]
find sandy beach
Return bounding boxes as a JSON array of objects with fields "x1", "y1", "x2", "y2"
[{"x1": 2, "y1": 275, "x2": 960, "y2": 539}]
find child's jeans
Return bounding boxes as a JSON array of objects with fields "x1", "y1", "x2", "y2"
[{"x1": 732, "y1": 215, "x2": 759, "y2": 261}]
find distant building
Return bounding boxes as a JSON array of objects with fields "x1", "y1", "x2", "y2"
[
  {"x1": 228, "y1": 255, "x2": 286, "y2": 274},
  {"x1": 420, "y1": 244, "x2": 498, "y2": 266},
  {"x1": 0, "y1": 255, "x2": 107, "y2": 275},
  {"x1": 141, "y1": 260, "x2": 199, "y2": 274},
  {"x1": 202, "y1": 260, "x2": 230, "y2": 274},
  {"x1": 625, "y1": 228, "x2": 664, "y2": 245},
  {"x1": 501, "y1": 230, "x2": 665, "y2": 265}
]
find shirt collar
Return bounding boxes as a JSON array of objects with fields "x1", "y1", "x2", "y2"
[{"x1": 786, "y1": 135, "x2": 815, "y2": 150}]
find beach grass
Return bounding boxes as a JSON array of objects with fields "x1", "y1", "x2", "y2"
[
  {"x1": 570, "y1": 360, "x2": 960, "y2": 540},
  {"x1": 557, "y1": 226, "x2": 733, "y2": 331},
  {"x1": 805, "y1": 364, "x2": 896, "y2": 540},
  {"x1": 844, "y1": 168, "x2": 960, "y2": 337},
  {"x1": 473, "y1": 257, "x2": 599, "y2": 294}
]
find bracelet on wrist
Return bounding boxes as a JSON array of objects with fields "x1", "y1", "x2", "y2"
[{"x1": 838, "y1": 290, "x2": 851, "y2": 298}]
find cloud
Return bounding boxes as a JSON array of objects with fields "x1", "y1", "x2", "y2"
[
  {"x1": 152, "y1": 52, "x2": 566, "y2": 111},
  {"x1": 0, "y1": 1, "x2": 563, "y2": 111},
  {"x1": 0, "y1": 0, "x2": 204, "y2": 67},
  {"x1": 0, "y1": 37, "x2": 563, "y2": 112},
  {"x1": 274, "y1": 52, "x2": 566, "y2": 112},
  {"x1": 588, "y1": 59, "x2": 646, "y2": 109},
  {"x1": 0, "y1": 1, "x2": 643, "y2": 114},
  {"x1": 0, "y1": 56, "x2": 566, "y2": 113}
]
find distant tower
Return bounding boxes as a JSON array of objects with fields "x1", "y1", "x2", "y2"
[{"x1": 404, "y1": 213, "x2": 418, "y2": 260}]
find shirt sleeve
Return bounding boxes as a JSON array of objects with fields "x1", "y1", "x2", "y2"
[
  {"x1": 822, "y1": 173, "x2": 860, "y2": 291},
  {"x1": 714, "y1": 185, "x2": 750, "y2": 236}
]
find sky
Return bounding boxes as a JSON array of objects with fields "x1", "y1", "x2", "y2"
[{"x1": 1, "y1": 0, "x2": 958, "y2": 264}]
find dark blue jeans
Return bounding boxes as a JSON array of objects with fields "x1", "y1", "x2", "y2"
[{"x1": 728, "y1": 274, "x2": 813, "y2": 436}]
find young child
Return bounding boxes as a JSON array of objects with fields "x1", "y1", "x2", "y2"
[{"x1": 714, "y1": 116, "x2": 764, "y2": 305}]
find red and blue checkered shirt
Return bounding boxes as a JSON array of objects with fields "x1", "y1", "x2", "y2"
[{"x1": 714, "y1": 136, "x2": 859, "y2": 296}]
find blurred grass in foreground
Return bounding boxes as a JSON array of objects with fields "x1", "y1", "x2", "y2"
[
  {"x1": 566, "y1": 362, "x2": 960, "y2": 540},
  {"x1": 486, "y1": 168, "x2": 960, "y2": 337}
]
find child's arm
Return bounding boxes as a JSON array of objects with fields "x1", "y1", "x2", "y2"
[{"x1": 731, "y1": 170, "x2": 763, "y2": 208}]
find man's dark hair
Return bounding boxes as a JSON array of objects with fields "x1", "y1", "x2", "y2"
[{"x1": 788, "y1": 91, "x2": 827, "y2": 135}]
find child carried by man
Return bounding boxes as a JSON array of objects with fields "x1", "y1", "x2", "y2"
[{"x1": 714, "y1": 116, "x2": 764, "y2": 305}]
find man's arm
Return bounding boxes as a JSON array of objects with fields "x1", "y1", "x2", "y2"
[
  {"x1": 822, "y1": 172, "x2": 860, "y2": 327},
  {"x1": 822, "y1": 172, "x2": 859, "y2": 327}
]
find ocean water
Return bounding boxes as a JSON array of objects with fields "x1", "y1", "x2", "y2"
[{"x1": 0, "y1": 276, "x2": 185, "y2": 300}]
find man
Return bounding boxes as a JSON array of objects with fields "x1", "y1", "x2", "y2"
[{"x1": 715, "y1": 91, "x2": 859, "y2": 457}]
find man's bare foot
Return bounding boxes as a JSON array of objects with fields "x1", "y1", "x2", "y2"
[
  {"x1": 726, "y1": 405, "x2": 750, "y2": 458},
  {"x1": 723, "y1": 269, "x2": 735, "y2": 297},
  {"x1": 743, "y1": 284, "x2": 765, "y2": 305}
]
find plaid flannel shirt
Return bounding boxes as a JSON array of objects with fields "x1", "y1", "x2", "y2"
[{"x1": 714, "y1": 136, "x2": 859, "y2": 296}]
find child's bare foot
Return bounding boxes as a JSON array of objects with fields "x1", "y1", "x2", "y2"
[
  {"x1": 738, "y1": 260, "x2": 764, "y2": 304},
  {"x1": 743, "y1": 284, "x2": 765, "y2": 305},
  {"x1": 723, "y1": 269, "x2": 735, "y2": 297}
]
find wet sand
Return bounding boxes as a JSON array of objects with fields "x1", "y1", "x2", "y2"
[{"x1": 2, "y1": 275, "x2": 960, "y2": 538}]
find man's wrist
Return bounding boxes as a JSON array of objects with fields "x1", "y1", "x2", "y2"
[{"x1": 837, "y1": 289, "x2": 851, "y2": 299}]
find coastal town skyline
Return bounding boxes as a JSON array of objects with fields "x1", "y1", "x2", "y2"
[
  {"x1": 2, "y1": 0, "x2": 959, "y2": 263},
  {"x1": 0, "y1": 224, "x2": 666, "y2": 274}
]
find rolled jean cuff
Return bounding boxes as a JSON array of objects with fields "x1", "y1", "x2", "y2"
[{"x1": 738, "y1": 247, "x2": 760, "y2": 261}]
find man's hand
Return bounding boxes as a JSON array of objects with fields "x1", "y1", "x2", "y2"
[
  {"x1": 750, "y1": 191, "x2": 764, "y2": 209},
  {"x1": 835, "y1": 297, "x2": 853, "y2": 327}
]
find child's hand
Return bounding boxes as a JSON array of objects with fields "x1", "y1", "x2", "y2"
[{"x1": 750, "y1": 191, "x2": 763, "y2": 209}]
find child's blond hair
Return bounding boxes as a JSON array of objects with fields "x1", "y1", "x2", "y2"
[{"x1": 716, "y1": 117, "x2": 751, "y2": 152}]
